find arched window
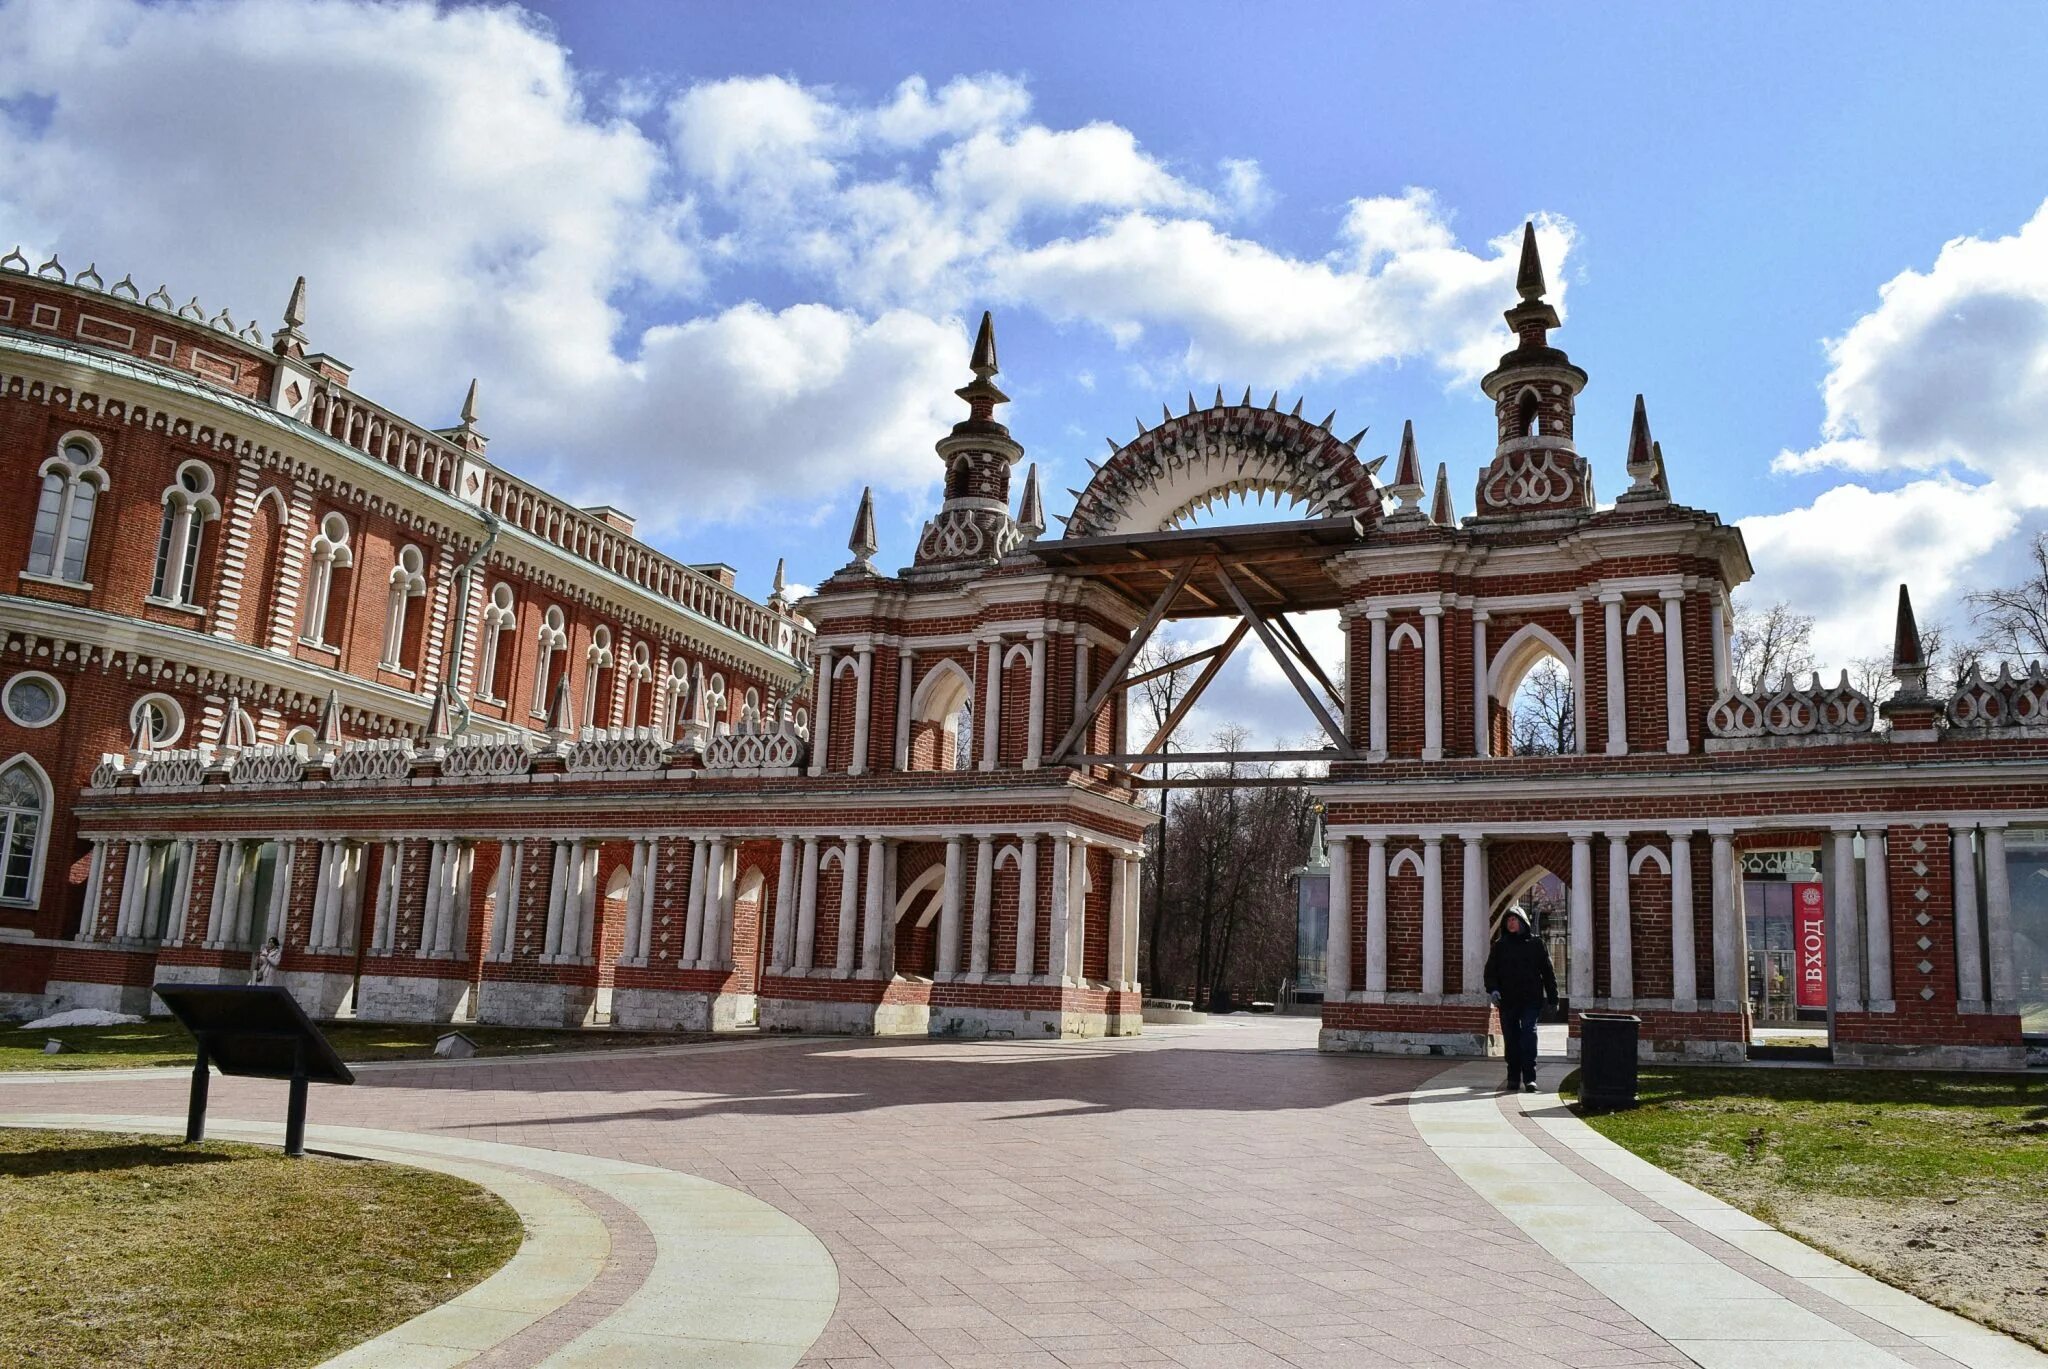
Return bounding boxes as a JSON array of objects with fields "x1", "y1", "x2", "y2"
[
  {"x1": 532, "y1": 605, "x2": 568, "y2": 717},
  {"x1": 28, "y1": 435, "x2": 105, "y2": 582},
  {"x1": 622, "y1": 641, "x2": 653, "y2": 728},
  {"x1": 0, "y1": 758, "x2": 49, "y2": 904},
  {"x1": 379, "y1": 544, "x2": 427, "y2": 671},
  {"x1": 906, "y1": 661, "x2": 975, "y2": 772},
  {"x1": 705, "y1": 673, "x2": 728, "y2": 736},
  {"x1": 149, "y1": 461, "x2": 220, "y2": 606},
  {"x1": 477, "y1": 583, "x2": 516, "y2": 702},
  {"x1": 583, "y1": 625, "x2": 615, "y2": 725},
  {"x1": 1517, "y1": 389, "x2": 1542, "y2": 438},
  {"x1": 302, "y1": 513, "x2": 353, "y2": 648},
  {"x1": 742, "y1": 686, "x2": 761, "y2": 729},
  {"x1": 131, "y1": 693, "x2": 186, "y2": 746},
  {"x1": 283, "y1": 725, "x2": 317, "y2": 752}
]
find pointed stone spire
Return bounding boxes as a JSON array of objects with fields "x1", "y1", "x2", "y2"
[
  {"x1": 1386, "y1": 421, "x2": 1425, "y2": 516},
  {"x1": 1880, "y1": 583, "x2": 1938, "y2": 732},
  {"x1": 1893, "y1": 583, "x2": 1926, "y2": 674},
  {"x1": 1621, "y1": 394, "x2": 1668, "y2": 501},
  {"x1": 767, "y1": 556, "x2": 791, "y2": 611},
  {"x1": 460, "y1": 378, "x2": 480, "y2": 428},
  {"x1": 424, "y1": 682, "x2": 454, "y2": 740},
  {"x1": 954, "y1": 311, "x2": 1008, "y2": 427},
  {"x1": 273, "y1": 274, "x2": 309, "y2": 356},
  {"x1": 847, "y1": 486, "x2": 879, "y2": 572},
  {"x1": 687, "y1": 660, "x2": 709, "y2": 727},
  {"x1": 1016, "y1": 462, "x2": 1045, "y2": 539},
  {"x1": 315, "y1": 689, "x2": 343, "y2": 748},
  {"x1": 1429, "y1": 462, "x2": 1455, "y2": 526},
  {"x1": 970, "y1": 309, "x2": 998, "y2": 373},
  {"x1": 544, "y1": 673, "x2": 576, "y2": 739},
  {"x1": 131, "y1": 705, "x2": 156, "y2": 757},
  {"x1": 1516, "y1": 221, "x2": 1547, "y2": 301},
  {"x1": 212, "y1": 697, "x2": 247, "y2": 754}
]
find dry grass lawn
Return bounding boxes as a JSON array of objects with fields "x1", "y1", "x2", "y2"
[
  {"x1": 0, "y1": 1127, "x2": 522, "y2": 1368},
  {"x1": 3, "y1": 1018, "x2": 721, "y2": 1071}
]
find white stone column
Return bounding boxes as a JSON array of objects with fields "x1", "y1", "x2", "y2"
[
  {"x1": 204, "y1": 840, "x2": 234, "y2": 946},
  {"x1": 1121, "y1": 854, "x2": 1142, "y2": 989},
  {"x1": 1025, "y1": 634, "x2": 1046, "y2": 769},
  {"x1": 860, "y1": 835, "x2": 889, "y2": 977},
  {"x1": 1368, "y1": 612, "x2": 1388, "y2": 760},
  {"x1": 849, "y1": 646, "x2": 874, "y2": 776},
  {"x1": 542, "y1": 839, "x2": 570, "y2": 960},
  {"x1": 1607, "y1": 833, "x2": 1633, "y2": 1002},
  {"x1": 809, "y1": 646, "x2": 833, "y2": 776},
  {"x1": 937, "y1": 836, "x2": 964, "y2": 980},
  {"x1": 680, "y1": 838, "x2": 708, "y2": 964},
  {"x1": 1569, "y1": 833, "x2": 1595, "y2": 1002},
  {"x1": 894, "y1": 650, "x2": 913, "y2": 771},
  {"x1": 835, "y1": 838, "x2": 861, "y2": 974},
  {"x1": 771, "y1": 837, "x2": 798, "y2": 973},
  {"x1": 1710, "y1": 831, "x2": 1741, "y2": 1005},
  {"x1": 1421, "y1": 834, "x2": 1444, "y2": 994},
  {"x1": 1067, "y1": 839, "x2": 1090, "y2": 980},
  {"x1": 970, "y1": 836, "x2": 993, "y2": 978},
  {"x1": 1472, "y1": 612, "x2": 1491, "y2": 757},
  {"x1": 1365, "y1": 836, "x2": 1388, "y2": 993},
  {"x1": 1460, "y1": 834, "x2": 1487, "y2": 995},
  {"x1": 309, "y1": 842, "x2": 336, "y2": 951},
  {"x1": 1107, "y1": 853, "x2": 1129, "y2": 987},
  {"x1": 1570, "y1": 602, "x2": 1588, "y2": 753},
  {"x1": 1421, "y1": 607, "x2": 1443, "y2": 761},
  {"x1": 1073, "y1": 638, "x2": 1091, "y2": 738},
  {"x1": 1015, "y1": 836, "x2": 1039, "y2": 980},
  {"x1": 1863, "y1": 826, "x2": 1892, "y2": 1005},
  {"x1": 1602, "y1": 592, "x2": 1627, "y2": 756},
  {"x1": 1983, "y1": 822, "x2": 2017, "y2": 1009},
  {"x1": 795, "y1": 838, "x2": 820, "y2": 972},
  {"x1": 1045, "y1": 836, "x2": 1071, "y2": 982},
  {"x1": 488, "y1": 840, "x2": 521, "y2": 962},
  {"x1": 1830, "y1": 828, "x2": 1864, "y2": 1011},
  {"x1": 1326, "y1": 836, "x2": 1351, "y2": 999},
  {"x1": 1669, "y1": 832, "x2": 1696, "y2": 1005},
  {"x1": 1661, "y1": 590, "x2": 1687, "y2": 755},
  {"x1": 1710, "y1": 594, "x2": 1731, "y2": 695},
  {"x1": 162, "y1": 839, "x2": 195, "y2": 946},
  {"x1": 701, "y1": 838, "x2": 730, "y2": 970},
  {"x1": 980, "y1": 639, "x2": 1003, "y2": 770},
  {"x1": 1952, "y1": 824, "x2": 1984, "y2": 1008}
]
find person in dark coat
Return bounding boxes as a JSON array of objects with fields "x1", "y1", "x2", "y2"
[{"x1": 1484, "y1": 907, "x2": 1557, "y2": 1092}]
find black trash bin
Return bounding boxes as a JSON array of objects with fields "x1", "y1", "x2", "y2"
[{"x1": 1577, "y1": 1012, "x2": 1640, "y2": 1110}]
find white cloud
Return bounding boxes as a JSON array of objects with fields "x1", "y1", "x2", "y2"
[{"x1": 869, "y1": 74, "x2": 1029, "y2": 148}]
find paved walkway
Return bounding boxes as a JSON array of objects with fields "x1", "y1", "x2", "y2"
[{"x1": 3, "y1": 1017, "x2": 2040, "y2": 1368}]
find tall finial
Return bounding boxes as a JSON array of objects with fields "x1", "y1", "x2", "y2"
[
  {"x1": 768, "y1": 557, "x2": 791, "y2": 611},
  {"x1": 460, "y1": 378, "x2": 480, "y2": 428},
  {"x1": 1016, "y1": 462, "x2": 1045, "y2": 539},
  {"x1": 1620, "y1": 393, "x2": 1667, "y2": 501},
  {"x1": 132, "y1": 705, "x2": 156, "y2": 757},
  {"x1": 847, "y1": 486, "x2": 879, "y2": 570},
  {"x1": 1649, "y1": 440, "x2": 1670, "y2": 499},
  {"x1": 971, "y1": 310, "x2": 998, "y2": 375},
  {"x1": 273, "y1": 274, "x2": 309, "y2": 355},
  {"x1": 953, "y1": 311, "x2": 1009, "y2": 428},
  {"x1": 424, "y1": 682, "x2": 454, "y2": 740},
  {"x1": 1387, "y1": 421, "x2": 1425, "y2": 516},
  {"x1": 1429, "y1": 462, "x2": 1455, "y2": 526},
  {"x1": 315, "y1": 689, "x2": 343, "y2": 748},
  {"x1": 544, "y1": 673, "x2": 576, "y2": 739},
  {"x1": 1516, "y1": 221, "x2": 1546, "y2": 301},
  {"x1": 1893, "y1": 583, "x2": 1925, "y2": 673},
  {"x1": 213, "y1": 697, "x2": 247, "y2": 754},
  {"x1": 284, "y1": 275, "x2": 307, "y2": 328}
]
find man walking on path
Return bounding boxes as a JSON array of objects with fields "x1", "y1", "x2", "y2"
[{"x1": 1484, "y1": 907, "x2": 1558, "y2": 1093}]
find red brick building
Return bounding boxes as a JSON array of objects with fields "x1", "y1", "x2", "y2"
[{"x1": 4, "y1": 232, "x2": 2038, "y2": 1065}]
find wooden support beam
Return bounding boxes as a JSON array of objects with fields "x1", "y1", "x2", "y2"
[
  {"x1": 1121, "y1": 638, "x2": 1230, "y2": 690},
  {"x1": 1048, "y1": 558, "x2": 1199, "y2": 762},
  {"x1": 1139, "y1": 619, "x2": 1250, "y2": 755},
  {"x1": 1267, "y1": 607, "x2": 1345, "y2": 712},
  {"x1": 1072, "y1": 749, "x2": 1335, "y2": 770},
  {"x1": 1212, "y1": 563, "x2": 1355, "y2": 757}
]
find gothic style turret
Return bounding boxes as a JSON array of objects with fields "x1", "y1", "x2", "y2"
[
  {"x1": 1474, "y1": 222, "x2": 1592, "y2": 519},
  {"x1": 915, "y1": 311, "x2": 1027, "y2": 567}
]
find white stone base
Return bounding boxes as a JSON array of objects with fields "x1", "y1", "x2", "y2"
[
  {"x1": 1319, "y1": 1027, "x2": 1492, "y2": 1056},
  {"x1": 42, "y1": 979, "x2": 155, "y2": 1017},
  {"x1": 0, "y1": 990, "x2": 46, "y2": 1021},
  {"x1": 1108, "y1": 1010, "x2": 1144, "y2": 1037},
  {"x1": 873, "y1": 1000, "x2": 930, "y2": 1036},
  {"x1": 357, "y1": 973, "x2": 473, "y2": 1023},
  {"x1": 760, "y1": 995, "x2": 928, "y2": 1036},
  {"x1": 475, "y1": 979, "x2": 597, "y2": 1028},
  {"x1": 279, "y1": 969, "x2": 355, "y2": 1019},
  {"x1": 929, "y1": 1004, "x2": 1107, "y2": 1040},
  {"x1": 1834, "y1": 1040, "x2": 2028, "y2": 1070},
  {"x1": 1640, "y1": 1038, "x2": 1746, "y2": 1063},
  {"x1": 608, "y1": 986, "x2": 756, "y2": 1032}
]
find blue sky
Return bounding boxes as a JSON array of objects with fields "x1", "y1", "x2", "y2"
[{"x1": 5, "y1": 1, "x2": 2048, "y2": 743}]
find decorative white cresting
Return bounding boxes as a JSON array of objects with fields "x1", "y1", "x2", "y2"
[
  {"x1": 564, "y1": 726, "x2": 668, "y2": 774},
  {"x1": 702, "y1": 719, "x2": 807, "y2": 774},
  {"x1": 1707, "y1": 671, "x2": 1873, "y2": 739},
  {"x1": 917, "y1": 506, "x2": 1026, "y2": 562},
  {"x1": 138, "y1": 749, "x2": 210, "y2": 789},
  {"x1": 229, "y1": 744, "x2": 308, "y2": 787},
  {"x1": 441, "y1": 732, "x2": 538, "y2": 778},
  {"x1": 1063, "y1": 393, "x2": 1379, "y2": 537},
  {"x1": 1946, "y1": 661, "x2": 2048, "y2": 728},
  {"x1": 329, "y1": 738, "x2": 416, "y2": 783},
  {"x1": 1479, "y1": 447, "x2": 1578, "y2": 509}
]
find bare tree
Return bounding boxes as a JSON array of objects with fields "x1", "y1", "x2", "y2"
[
  {"x1": 1509, "y1": 658, "x2": 1576, "y2": 755},
  {"x1": 1967, "y1": 532, "x2": 2048, "y2": 662},
  {"x1": 1131, "y1": 636, "x2": 1195, "y2": 991},
  {"x1": 1849, "y1": 618, "x2": 1979, "y2": 703},
  {"x1": 1731, "y1": 598, "x2": 1817, "y2": 692}
]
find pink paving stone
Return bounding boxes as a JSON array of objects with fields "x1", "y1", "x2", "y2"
[{"x1": 4, "y1": 1017, "x2": 1706, "y2": 1368}]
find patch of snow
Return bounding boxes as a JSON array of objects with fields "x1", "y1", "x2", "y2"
[{"x1": 19, "y1": 1008, "x2": 144, "y2": 1030}]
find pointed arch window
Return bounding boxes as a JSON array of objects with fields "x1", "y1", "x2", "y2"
[
  {"x1": 477, "y1": 583, "x2": 517, "y2": 703},
  {"x1": 532, "y1": 605, "x2": 568, "y2": 717},
  {"x1": 150, "y1": 461, "x2": 220, "y2": 607},
  {"x1": 1516, "y1": 389, "x2": 1542, "y2": 438},
  {"x1": 621, "y1": 641, "x2": 653, "y2": 728},
  {"x1": 302, "y1": 513, "x2": 353, "y2": 649},
  {"x1": 583, "y1": 626, "x2": 615, "y2": 725},
  {"x1": 28, "y1": 435, "x2": 105, "y2": 583},
  {"x1": 380, "y1": 544, "x2": 428, "y2": 671},
  {"x1": 706, "y1": 672, "x2": 728, "y2": 737},
  {"x1": 0, "y1": 759, "x2": 49, "y2": 904}
]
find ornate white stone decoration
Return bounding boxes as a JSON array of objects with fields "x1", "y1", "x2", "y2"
[
  {"x1": 330, "y1": 737, "x2": 416, "y2": 783},
  {"x1": 702, "y1": 720, "x2": 807, "y2": 774},
  {"x1": 441, "y1": 732, "x2": 538, "y2": 778},
  {"x1": 1707, "y1": 672, "x2": 1873, "y2": 739},
  {"x1": 565, "y1": 726, "x2": 667, "y2": 774},
  {"x1": 1478, "y1": 447, "x2": 1579, "y2": 510},
  {"x1": 229, "y1": 744, "x2": 308, "y2": 787},
  {"x1": 1946, "y1": 661, "x2": 2048, "y2": 727},
  {"x1": 139, "y1": 749, "x2": 210, "y2": 789},
  {"x1": 915, "y1": 506, "x2": 1022, "y2": 563}
]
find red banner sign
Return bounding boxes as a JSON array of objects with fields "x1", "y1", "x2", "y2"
[{"x1": 1793, "y1": 881, "x2": 1827, "y2": 1008}]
